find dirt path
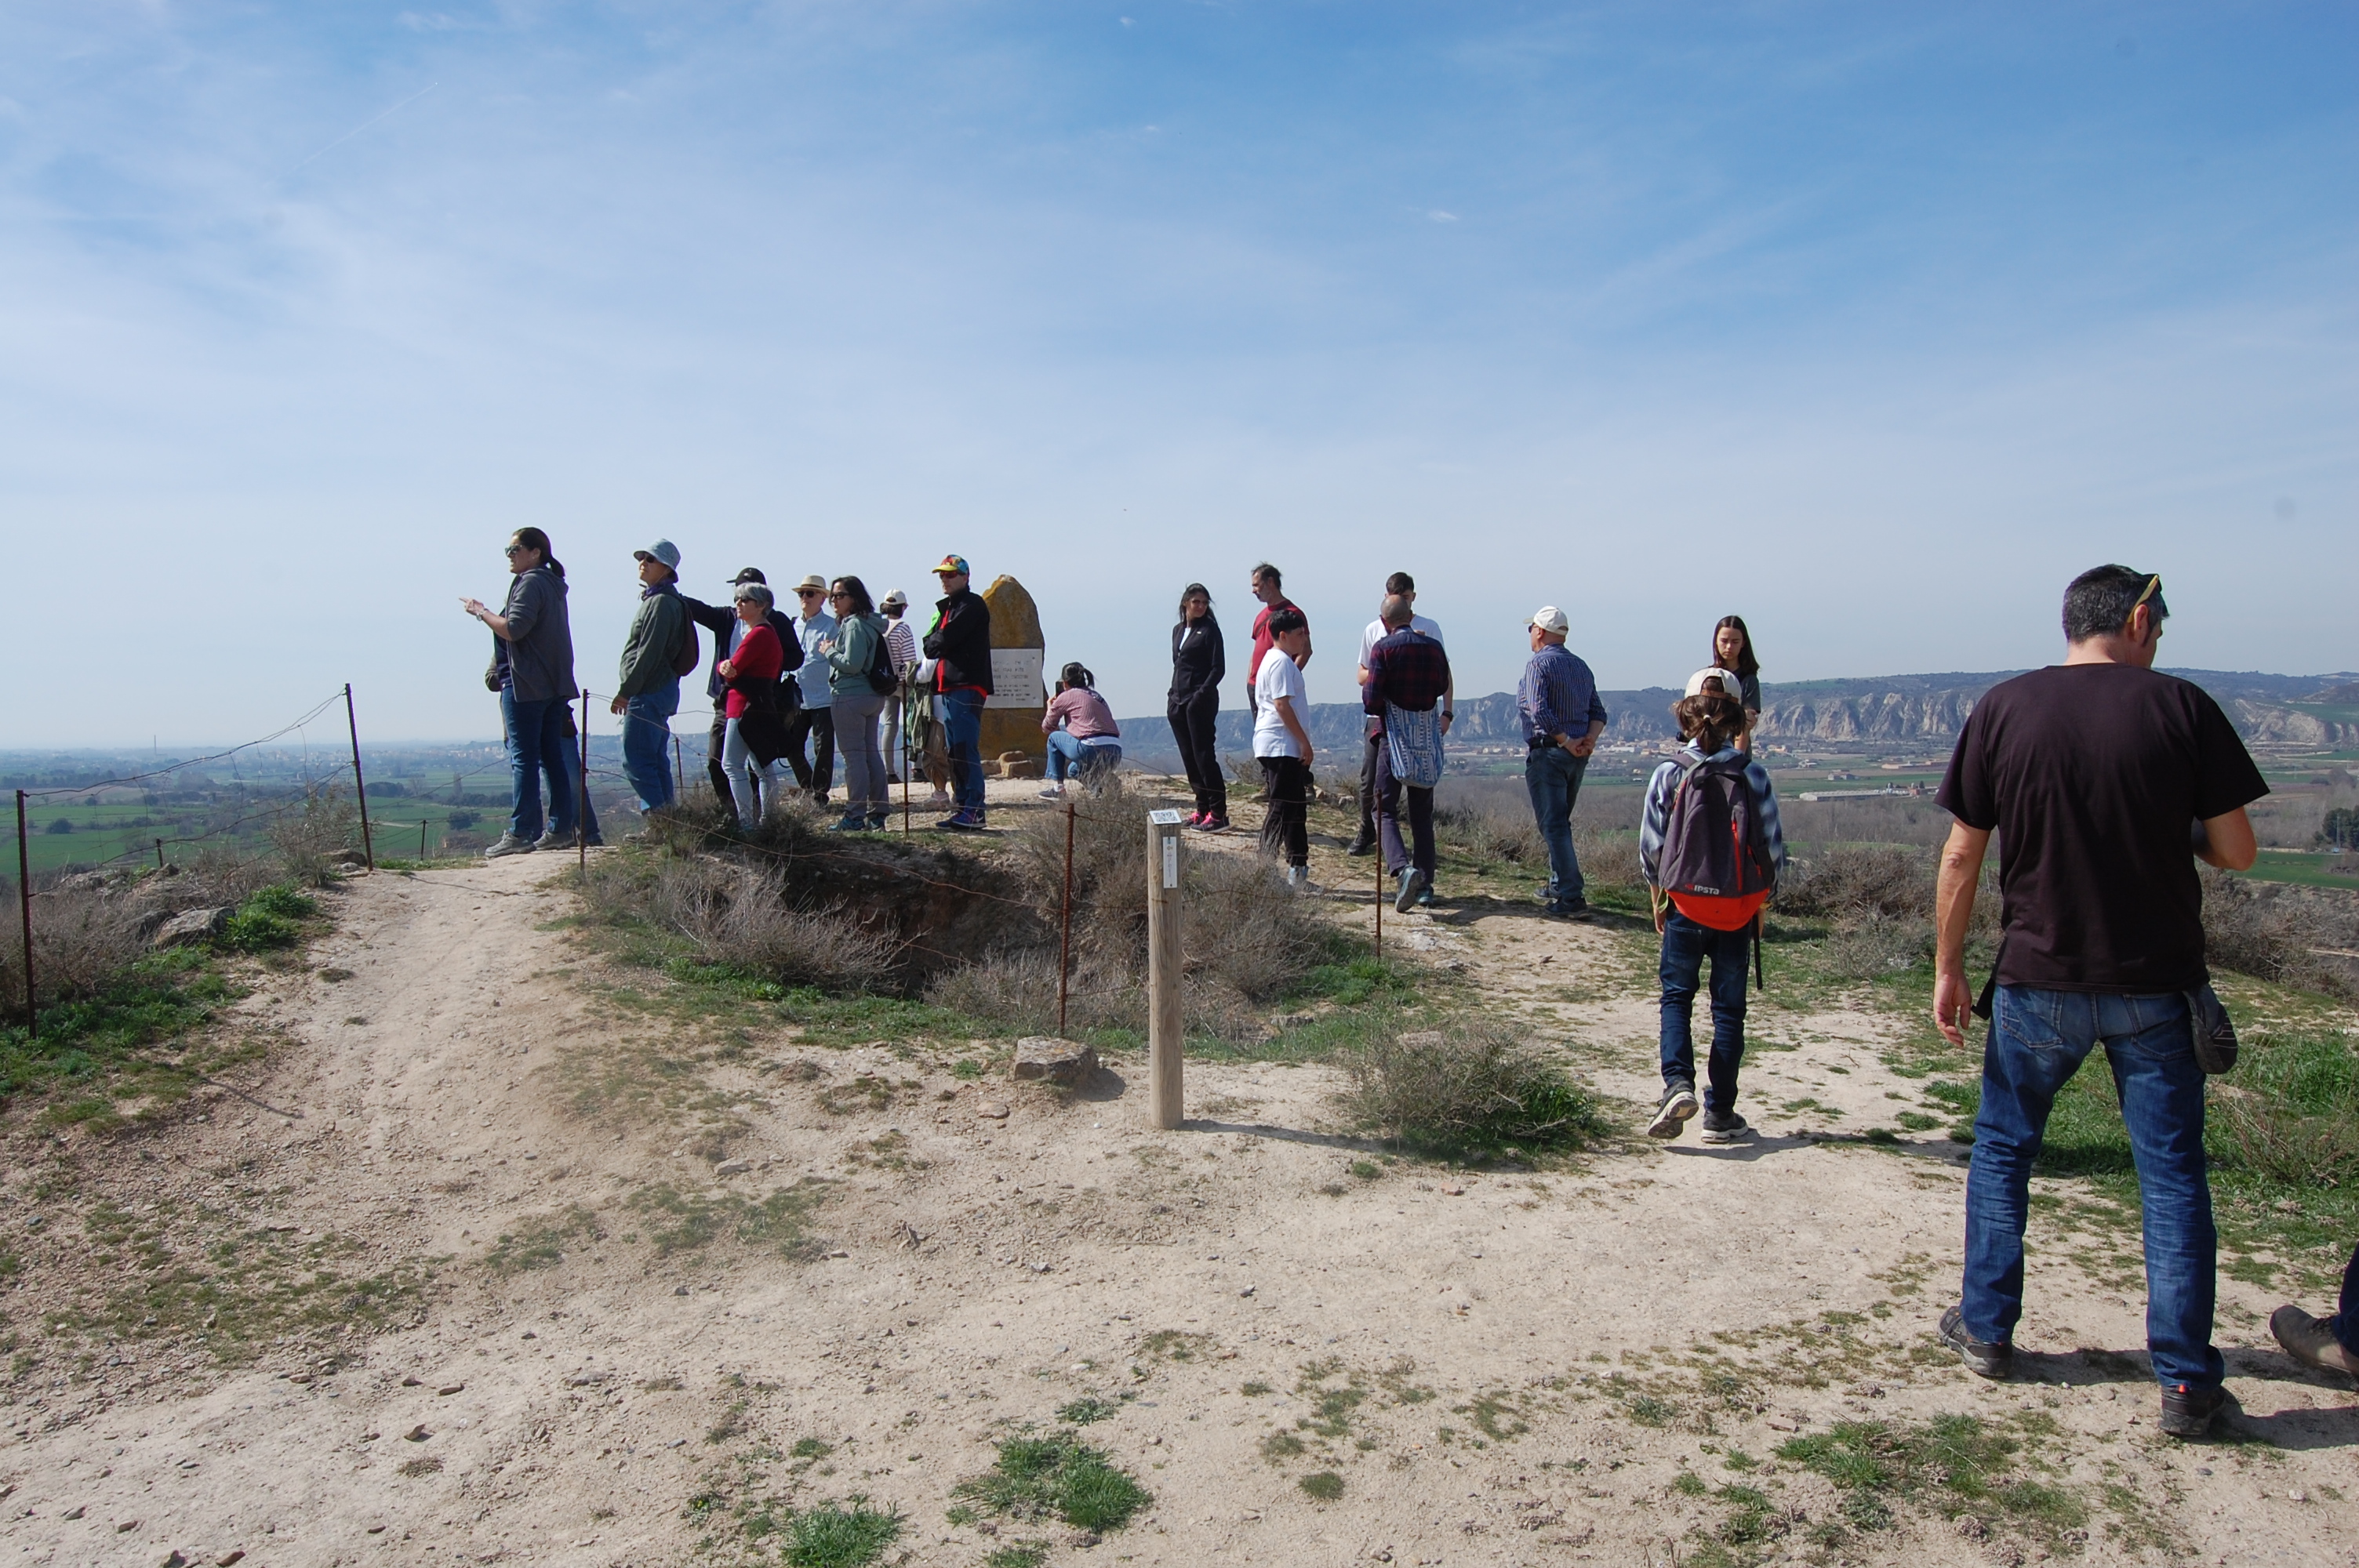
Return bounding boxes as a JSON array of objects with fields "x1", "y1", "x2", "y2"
[{"x1": 2, "y1": 840, "x2": 2355, "y2": 1566}]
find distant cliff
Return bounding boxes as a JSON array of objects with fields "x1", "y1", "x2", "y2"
[{"x1": 1116, "y1": 668, "x2": 2359, "y2": 760}]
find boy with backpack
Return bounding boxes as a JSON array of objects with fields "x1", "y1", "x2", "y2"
[{"x1": 1639, "y1": 667, "x2": 1787, "y2": 1143}]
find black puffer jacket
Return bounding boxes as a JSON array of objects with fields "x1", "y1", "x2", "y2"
[
  {"x1": 924, "y1": 587, "x2": 994, "y2": 695},
  {"x1": 1169, "y1": 614, "x2": 1225, "y2": 707}
]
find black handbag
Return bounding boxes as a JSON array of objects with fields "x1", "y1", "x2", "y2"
[{"x1": 2186, "y1": 984, "x2": 2239, "y2": 1075}]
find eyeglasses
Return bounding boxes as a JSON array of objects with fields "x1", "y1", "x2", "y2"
[
  {"x1": 504, "y1": 544, "x2": 529, "y2": 557},
  {"x1": 798, "y1": 588, "x2": 823, "y2": 597}
]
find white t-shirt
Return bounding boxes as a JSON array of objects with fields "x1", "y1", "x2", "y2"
[
  {"x1": 1359, "y1": 615, "x2": 1443, "y2": 667},
  {"x1": 1252, "y1": 652, "x2": 1308, "y2": 759}
]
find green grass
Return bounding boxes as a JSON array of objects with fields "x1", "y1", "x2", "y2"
[
  {"x1": 1778, "y1": 1414, "x2": 2084, "y2": 1539},
  {"x1": 0, "y1": 948, "x2": 238, "y2": 1103},
  {"x1": 623, "y1": 1179, "x2": 831, "y2": 1258},
  {"x1": 1299, "y1": 1471, "x2": 1344, "y2": 1501},
  {"x1": 983, "y1": 1547, "x2": 1049, "y2": 1568},
  {"x1": 1056, "y1": 1396, "x2": 1121, "y2": 1425},
  {"x1": 954, "y1": 1431, "x2": 1153, "y2": 1534},
  {"x1": 780, "y1": 1498, "x2": 901, "y2": 1567}
]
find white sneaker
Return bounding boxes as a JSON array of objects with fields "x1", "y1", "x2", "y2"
[{"x1": 483, "y1": 833, "x2": 536, "y2": 858}]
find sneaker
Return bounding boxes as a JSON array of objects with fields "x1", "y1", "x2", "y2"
[
  {"x1": 1285, "y1": 866, "x2": 1315, "y2": 892},
  {"x1": 532, "y1": 829, "x2": 573, "y2": 852},
  {"x1": 1038, "y1": 786, "x2": 1066, "y2": 800},
  {"x1": 2269, "y1": 1305, "x2": 2359, "y2": 1379},
  {"x1": 1198, "y1": 815, "x2": 1231, "y2": 834},
  {"x1": 1346, "y1": 832, "x2": 1377, "y2": 857},
  {"x1": 866, "y1": 815, "x2": 890, "y2": 832},
  {"x1": 828, "y1": 813, "x2": 868, "y2": 833},
  {"x1": 1416, "y1": 884, "x2": 1436, "y2": 909},
  {"x1": 1185, "y1": 811, "x2": 1207, "y2": 829},
  {"x1": 1937, "y1": 1304, "x2": 2015, "y2": 1380},
  {"x1": 1699, "y1": 1109, "x2": 1752, "y2": 1144},
  {"x1": 885, "y1": 772, "x2": 902, "y2": 785},
  {"x1": 925, "y1": 790, "x2": 951, "y2": 809},
  {"x1": 1394, "y1": 866, "x2": 1427, "y2": 914},
  {"x1": 483, "y1": 833, "x2": 536, "y2": 858},
  {"x1": 1646, "y1": 1083, "x2": 1699, "y2": 1139},
  {"x1": 2159, "y1": 1381, "x2": 2227, "y2": 1439},
  {"x1": 937, "y1": 809, "x2": 987, "y2": 832}
]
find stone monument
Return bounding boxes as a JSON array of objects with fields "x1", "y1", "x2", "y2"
[{"x1": 980, "y1": 575, "x2": 1046, "y2": 776}]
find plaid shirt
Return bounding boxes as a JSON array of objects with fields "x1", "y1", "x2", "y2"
[{"x1": 1361, "y1": 630, "x2": 1451, "y2": 717}]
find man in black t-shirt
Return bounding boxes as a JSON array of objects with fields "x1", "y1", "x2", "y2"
[{"x1": 1930, "y1": 565, "x2": 2266, "y2": 1439}]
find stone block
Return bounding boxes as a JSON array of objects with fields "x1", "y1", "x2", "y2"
[
  {"x1": 150, "y1": 907, "x2": 231, "y2": 949},
  {"x1": 1010, "y1": 1036, "x2": 1099, "y2": 1086}
]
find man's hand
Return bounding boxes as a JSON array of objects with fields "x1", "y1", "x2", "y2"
[
  {"x1": 460, "y1": 597, "x2": 485, "y2": 618},
  {"x1": 716, "y1": 659, "x2": 736, "y2": 679},
  {"x1": 1440, "y1": 710, "x2": 1453, "y2": 735},
  {"x1": 1933, "y1": 965, "x2": 1976, "y2": 1049},
  {"x1": 1932, "y1": 821, "x2": 1993, "y2": 1047},
  {"x1": 609, "y1": 695, "x2": 627, "y2": 717}
]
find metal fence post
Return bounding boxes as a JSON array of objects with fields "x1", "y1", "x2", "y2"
[
  {"x1": 1058, "y1": 798, "x2": 1076, "y2": 1036},
  {"x1": 343, "y1": 683, "x2": 375, "y2": 870},
  {"x1": 1147, "y1": 808, "x2": 1185, "y2": 1130},
  {"x1": 14, "y1": 791, "x2": 34, "y2": 1029},
  {"x1": 577, "y1": 691, "x2": 592, "y2": 880}
]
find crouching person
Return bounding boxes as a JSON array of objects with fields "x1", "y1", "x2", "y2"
[{"x1": 1639, "y1": 667, "x2": 1786, "y2": 1144}]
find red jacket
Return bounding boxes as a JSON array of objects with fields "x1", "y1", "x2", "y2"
[{"x1": 722, "y1": 624, "x2": 785, "y2": 718}]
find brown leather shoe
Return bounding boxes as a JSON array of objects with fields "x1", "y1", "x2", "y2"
[{"x1": 2270, "y1": 1305, "x2": 2359, "y2": 1379}]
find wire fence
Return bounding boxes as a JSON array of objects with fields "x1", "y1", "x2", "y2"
[{"x1": 9, "y1": 681, "x2": 1386, "y2": 1033}]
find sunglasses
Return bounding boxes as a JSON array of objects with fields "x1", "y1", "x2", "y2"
[
  {"x1": 504, "y1": 544, "x2": 530, "y2": 556},
  {"x1": 798, "y1": 588, "x2": 824, "y2": 597},
  {"x1": 2132, "y1": 574, "x2": 2161, "y2": 610}
]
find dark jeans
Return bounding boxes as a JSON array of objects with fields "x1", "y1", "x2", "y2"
[
  {"x1": 704, "y1": 712, "x2": 734, "y2": 811},
  {"x1": 500, "y1": 689, "x2": 598, "y2": 844},
  {"x1": 940, "y1": 688, "x2": 986, "y2": 813},
  {"x1": 1169, "y1": 693, "x2": 1226, "y2": 818},
  {"x1": 1357, "y1": 728, "x2": 1381, "y2": 841},
  {"x1": 1373, "y1": 740, "x2": 1434, "y2": 880},
  {"x1": 784, "y1": 705, "x2": 836, "y2": 801},
  {"x1": 1658, "y1": 909, "x2": 1750, "y2": 1111},
  {"x1": 2338, "y1": 1244, "x2": 2359, "y2": 1356},
  {"x1": 1524, "y1": 745, "x2": 1590, "y2": 907},
  {"x1": 1258, "y1": 756, "x2": 1310, "y2": 867},
  {"x1": 620, "y1": 685, "x2": 678, "y2": 812},
  {"x1": 1964, "y1": 985, "x2": 2221, "y2": 1391}
]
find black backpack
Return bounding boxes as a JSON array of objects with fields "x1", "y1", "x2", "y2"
[
  {"x1": 864, "y1": 617, "x2": 897, "y2": 695},
  {"x1": 1658, "y1": 753, "x2": 1774, "y2": 902}
]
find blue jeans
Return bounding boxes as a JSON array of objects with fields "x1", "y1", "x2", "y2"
[
  {"x1": 1047, "y1": 731, "x2": 1121, "y2": 785},
  {"x1": 1658, "y1": 909, "x2": 1750, "y2": 1111},
  {"x1": 1964, "y1": 985, "x2": 2221, "y2": 1391},
  {"x1": 620, "y1": 684, "x2": 679, "y2": 812},
  {"x1": 1523, "y1": 746, "x2": 1589, "y2": 906},
  {"x1": 501, "y1": 688, "x2": 598, "y2": 844},
  {"x1": 941, "y1": 688, "x2": 986, "y2": 813}
]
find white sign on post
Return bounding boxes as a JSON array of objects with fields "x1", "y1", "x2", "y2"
[
  {"x1": 1162, "y1": 834, "x2": 1180, "y2": 889},
  {"x1": 984, "y1": 648, "x2": 1045, "y2": 710}
]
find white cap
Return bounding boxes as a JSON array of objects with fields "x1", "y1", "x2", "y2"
[
  {"x1": 1528, "y1": 605, "x2": 1568, "y2": 636},
  {"x1": 1685, "y1": 666, "x2": 1743, "y2": 699},
  {"x1": 881, "y1": 588, "x2": 909, "y2": 609}
]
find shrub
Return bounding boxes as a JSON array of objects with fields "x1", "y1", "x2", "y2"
[
  {"x1": 953, "y1": 1431, "x2": 1151, "y2": 1534},
  {"x1": 270, "y1": 784, "x2": 358, "y2": 885},
  {"x1": 1819, "y1": 912, "x2": 1934, "y2": 980},
  {"x1": 1778, "y1": 845, "x2": 1934, "y2": 924},
  {"x1": 780, "y1": 1498, "x2": 901, "y2": 1568},
  {"x1": 582, "y1": 855, "x2": 891, "y2": 990},
  {"x1": 2201, "y1": 871, "x2": 2359, "y2": 1003},
  {"x1": 1339, "y1": 1022, "x2": 1612, "y2": 1159}
]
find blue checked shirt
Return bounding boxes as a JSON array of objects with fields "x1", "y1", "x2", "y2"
[{"x1": 1518, "y1": 644, "x2": 1608, "y2": 744}]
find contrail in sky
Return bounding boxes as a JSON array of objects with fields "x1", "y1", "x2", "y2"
[{"x1": 283, "y1": 82, "x2": 439, "y2": 176}]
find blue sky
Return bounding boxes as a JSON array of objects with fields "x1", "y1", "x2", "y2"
[{"x1": 2, "y1": 2, "x2": 2353, "y2": 744}]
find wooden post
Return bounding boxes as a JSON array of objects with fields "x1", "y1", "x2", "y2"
[
  {"x1": 343, "y1": 683, "x2": 375, "y2": 870},
  {"x1": 14, "y1": 791, "x2": 33, "y2": 1029},
  {"x1": 1374, "y1": 837, "x2": 1382, "y2": 957},
  {"x1": 419, "y1": 818, "x2": 429, "y2": 859},
  {"x1": 671, "y1": 734, "x2": 685, "y2": 801},
  {"x1": 1147, "y1": 808, "x2": 1185, "y2": 1130},
  {"x1": 1058, "y1": 798, "x2": 1076, "y2": 1036},
  {"x1": 154, "y1": 837, "x2": 165, "y2": 870}
]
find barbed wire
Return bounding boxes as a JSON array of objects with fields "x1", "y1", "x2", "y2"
[{"x1": 17, "y1": 690, "x2": 349, "y2": 799}]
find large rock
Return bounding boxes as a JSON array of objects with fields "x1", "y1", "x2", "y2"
[
  {"x1": 979, "y1": 575, "x2": 1048, "y2": 777},
  {"x1": 1010, "y1": 1036, "x2": 1099, "y2": 1087},
  {"x1": 151, "y1": 907, "x2": 231, "y2": 949}
]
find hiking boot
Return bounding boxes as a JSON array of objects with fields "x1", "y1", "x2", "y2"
[
  {"x1": 1646, "y1": 1083, "x2": 1699, "y2": 1139},
  {"x1": 2158, "y1": 1381, "x2": 2226, "y2": 1439},
  {"x1": 1938, "y1": 1304, "x2": 2015, "y2": 1380},
  {"x1": 483, "y1": 833, "x2": 536, "y2": 858},
  {"x1": 1394, "y1": 867, "x2": 1427, "y2": 914},
  {"x1": 2270, "y1": 1305, "x2": 2359, "y2": 1380},
  {"x1": 1346, "y1": 831, "x2": 1377, "y2": 857},
  {"x1": 1699, "y1": 1109, "x2": 1752, "y2": 1144}
]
